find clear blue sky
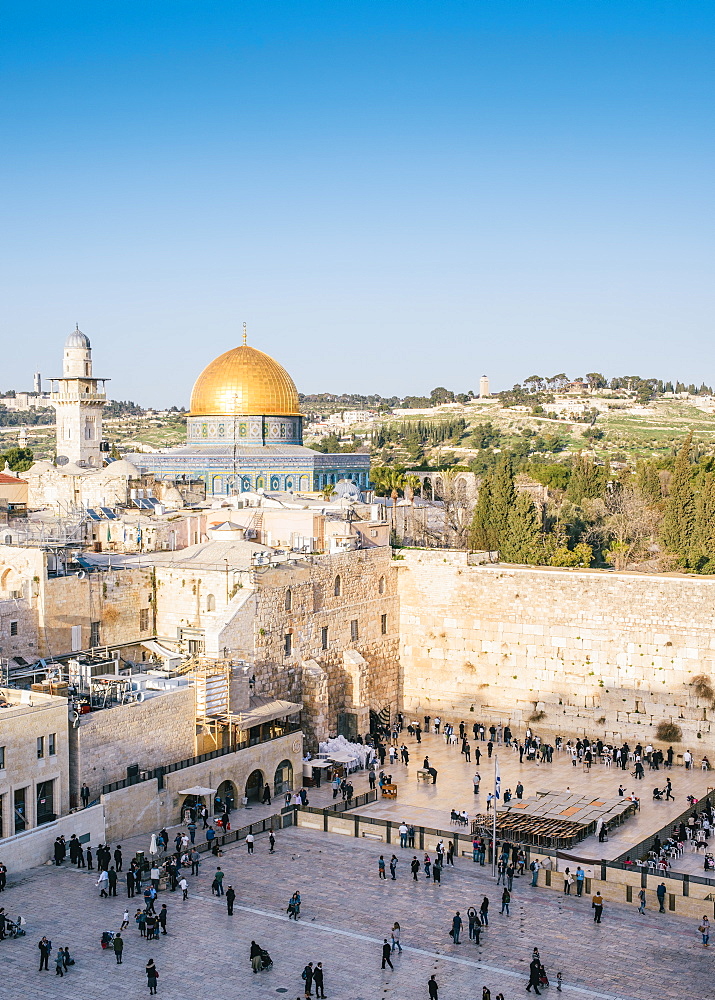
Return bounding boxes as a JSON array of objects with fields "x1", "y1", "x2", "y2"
[{"x1": 1, "y1": 1, "x2": 713, "y2": 406}]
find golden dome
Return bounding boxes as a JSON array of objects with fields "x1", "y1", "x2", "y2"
[{"x1": 190, "y1": 343, "x2": 300, "y2": 417}]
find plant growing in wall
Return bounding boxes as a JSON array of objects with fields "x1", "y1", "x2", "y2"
[
  {"x1": 691, "y1": 674, "x2": 715, "y2": 704},
  {"x1": 655, "y1": 720, "x2": 682, "y2": 742}
]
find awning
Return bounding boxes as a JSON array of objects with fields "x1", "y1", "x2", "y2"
[
  {"x1": 231, "y1": 699, "x2": 302, "y2": 729},
  {"x1": 326, "y1": 750, "x2": 357, "y2": 763},
  {"x1": 177, "y1": 786, "x2": 217, "y2": 796},
  {"x1": 142, "y1": 640, "x2": 182, "y2": 660}
]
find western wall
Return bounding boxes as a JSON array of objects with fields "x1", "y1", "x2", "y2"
[{"x1": 397, "y1": 549, "x2": 715, "y2": 754}]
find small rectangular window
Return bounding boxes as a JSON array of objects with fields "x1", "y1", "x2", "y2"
[
  {"x1": 37, "y1": 736, "x2": 44, "y2": 759},
  {"x1": 10, "y1": 590, "x2": 21, "y2": 599},
  {"x1": 321, "y1": 626, "x2": 329, "y2": 650},
  {"x1": 48, "y1": 733, "x2": 56, "y2": 756},
  {"x1": 90, "y1": 621, "x2": 101, "y2": 647},
  {"x1": 10, "y1": 621, "x2": 18, "y2": 636},
  {"x1": 381, "y1": 613, "x2": 388, "y2": 635},
  {"x1": 284, "y1": 633, "x2": 292, "y2": 656},
  {"x1": 350, "y1": 619, "x2": 359, "y2": 642},
  {"x1": 0, "y1": 746, "x2": 5, "y2": 769},
  {"x1": 139, "y1": 608, "x2": 149, "y2": 631}
]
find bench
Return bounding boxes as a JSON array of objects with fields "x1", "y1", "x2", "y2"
[{"x1": 417, "y1": 769, "x2": 432, "y2": 782}]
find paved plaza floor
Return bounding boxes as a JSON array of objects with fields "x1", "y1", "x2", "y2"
[{"x1": 0, "y1": 822, "x2": 711, "y2": 1000}]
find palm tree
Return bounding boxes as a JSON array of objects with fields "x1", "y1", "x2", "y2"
[
  {"x1": 404, "y1": 474, "x2": 421, "y2": 502},
  {"x1": 321, "y1": 484, "x2": 337, "y2": 501}
]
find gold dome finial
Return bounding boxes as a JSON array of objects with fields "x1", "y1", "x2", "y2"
[{"x1": 242, "y1": 322, "x2": 247, "y2": 346}]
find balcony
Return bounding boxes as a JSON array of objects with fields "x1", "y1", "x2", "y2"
[{"x1": 51, "y1": 393, "x2": 107, "y2": 403}]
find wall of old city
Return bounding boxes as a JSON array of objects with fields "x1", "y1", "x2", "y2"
[
  {"x1": 398, "y1": 550, "x2": 715, "y2": 751},
  {"x1": 227, "y1": 548, "x2": 401, "y2": 738}
]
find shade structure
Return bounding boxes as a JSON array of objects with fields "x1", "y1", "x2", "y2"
[{"x1": 177, "y1": 786, "x2": 217, "y2": 797}]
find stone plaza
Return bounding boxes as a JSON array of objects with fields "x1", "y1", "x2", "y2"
[{"x1": 1, "y1": 729, "x2": 713, "y2": 1000}]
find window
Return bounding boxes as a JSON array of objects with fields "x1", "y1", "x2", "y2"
[
  {"x1": 284, "y1": 633, "x2": 292, "y2": 656},
  {"x1": 36, "y1": 779, "x2": 55, "y2": 825},
  {"x1": 378, "y1": 575, "x2": 386, "y2": 594},
  {"x1": 334, "y1": 575, "x2": 342, "y2": 597},
  {"x1": 381, "y1": 613, "x2": 388, "y2": 635},
  {"x1": 0, "y1": 746, "x2": 5, "y2": 769},
  {"x1": 10, "y1": 621, "x2": 17, "y2": 636},
  {"x1": 206, "y1": 594, "x2": 216, "y2": 612},
  {"x1": 10, "y1": 590, "x2": 21, "y2": 600},
  {"x1": 90, "y1": 621, "x2": 101, "y2": 647},
  {"x1": 48, "y1": 733, "x2": 56, "y2": 756},
  {"x1": 350, "y1": 619, "x2": 359, "y2": 641},
  {"x1": 139, "y1": 608, "x2": 149, "y2": 631},
  {"x1": 14, "y1": 788, "x2": 27, "y2": 834},
  {"x1": 284, "y1": 588, "x2": 292, "y2": 611},
  {"x1": 321, "y1": 626, "x2": 329, "y2": 650},
  {"x1": 37, "y1": 736, "x2": 44, "y2": 759}
]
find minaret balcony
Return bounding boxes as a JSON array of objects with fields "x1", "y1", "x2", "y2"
[{"x1": 51, "y1": 391, "x2": 107, "y2": 403}]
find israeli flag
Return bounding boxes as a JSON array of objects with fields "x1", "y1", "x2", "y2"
[{"x1": 495, "y1": 761, "x2": 501, "y2": 800}]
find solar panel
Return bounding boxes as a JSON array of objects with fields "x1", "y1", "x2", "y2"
[
  {"x1": 86, "y1": 509, "x2": 102, "y2": 521},
  {"x1": 100, "y1": 507, "x2": 118, "y2": 519},
  {"x1": 138, "y1": 499, "x2": 154, "y2": 509},
  {"x1": 145, "y1": 497, "x2": 160, "y2": 508}
]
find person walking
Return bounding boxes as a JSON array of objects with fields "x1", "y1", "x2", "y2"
[
  {"x1": 381, "y1": 939, "x2": 394, "y2": 969},
  {"x1": 146, "y1": 959, "x2": 159, "y2": 995},
  {"x1": 213, "y1": 867, "x2": 225, "y2": 896},
  {"x1": 391, "y1": 921, "x2": 402, "y2": 953},
  {"x1": 656, "y1": 882, "x2": 666, "y2": 913},
  {"x1": 126, "y1": 868, "x2": 135, "y2": 898},
  {"x1": 451, "y1": 911, "x2": 462, "y2": 944},
  {"x1": 411, "y1": 856, "x2": 420, "y2": 881},
  {"x1": 55, "y1": 949, "x2": 65, "y2": 977},
  {"x1": 592, "y1": 892, "x2": 604, "y2": 923},
  {"x1": 97, "y1": 870, "x2": 109, "y2": 898},
  {"x1": 313, "y1": 962, "x2": 326, "y2": 998},
  {"x1": 698, "y1": 916, "x2": 710, "y2": 947},
  {"x1": 526, "y1": 956, "x2": 542, "y2": 994},
  {"x1": 108, "y1": 866, "x2": 118, "y2": 897},
  {"x1": 179, "y1": 877, "x2": 188, "y2": 901},
  {"x1": 638, "y1": 888, "x2": 646, "y2": 914},
  {"x1": 121, "y1": 909, "x2": 130, "y2": 930},
  {"x1": 38, "y1": 936, "x2": 51, "y2": 971},
  {"x1": 113, "y1": 932, "x2": 124, "y2": 964},
  {"x1": 428, "y1": 974, "x2": 439, "y2": 999},
  {"x1": 246, "y1": 833, "x2": 255, "y2": 854},
  {"x1": 378, "y1": 855, "x2": 386, "y2": 879},
  {"x1": 226, "y1": 885, "x2": 236, "y2": 915},
  {"x1": 389, "y1": 855, "x2": 398, "y2": 880},
  {"x1": 480, "y1": 895, "x2": 489, "y2": 926},
  {"x1": 269, "y1": 830, "x2": 276, "y2": 853},
  {"x1": 500, "y1": 888, "x2": 510, "y2": 916}
]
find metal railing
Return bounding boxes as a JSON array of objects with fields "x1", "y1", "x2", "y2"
[{"x1": 102, "y1": 723, "x2": 302, "y2": 794}]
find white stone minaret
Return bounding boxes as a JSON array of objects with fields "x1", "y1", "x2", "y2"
[{"x1": 51, "y1": 325, "x2": 108, "y2": 468}]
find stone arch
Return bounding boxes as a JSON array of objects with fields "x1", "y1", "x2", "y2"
[
  {"x1": 334, "y1": 574, "x2": 342, "y2": 597},
  {"x1": 284, "y1": 588, "x2": 292, "y2": 612},
  {"x1": 455, "y1": 476, "x2": 467, "y2": 500},
  {"x1": 244, "y1": 769, "x2": 264, "y2": 803},
  {"x1": 215, "y1": 779, "x2": 237, "y2": 813},
  {"x1": 274, "y1": 758, "x2": 293, "y2": 796},
  {"x1": 422, "y1": 477, "x2": 433, "y2": 500},
  {"x1": 378, "y1": 575, "x2": 386, "y2": 595},
  {"x1": 206, "y1": 593, "x2": 216, "y2": 611}
]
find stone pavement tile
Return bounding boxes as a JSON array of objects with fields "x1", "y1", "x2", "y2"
[{"x1": 0, "y1": 823, "x2": 710, "y2": 1000}]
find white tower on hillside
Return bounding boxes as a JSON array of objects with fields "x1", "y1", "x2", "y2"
[
  {"x1": 50, "y1": 325, "x2": 108, "y2": 468},
  {"x1": 479, "y1": 375, "x2": 490, "y2": 398}
]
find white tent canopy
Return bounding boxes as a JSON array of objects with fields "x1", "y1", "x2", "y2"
[{"x1": 177, "y1": 786, "x2": 216, "y2": 796}]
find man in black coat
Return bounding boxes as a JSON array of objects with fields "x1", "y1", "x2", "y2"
[
  {"x1": 313, "y1": 962, "x2": 325, "y2": 999},
  {"x1": 226, "y1": 885, "x2": 236, "y2": 915},
  {"x1": 381, "y1": 939, "x2": 394, "y2": 969},
  {"x1": 526, "y1": 957, "x2": 542, "y2": 994}
]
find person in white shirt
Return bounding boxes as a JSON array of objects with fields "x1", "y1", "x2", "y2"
[{"x1": 179, "y1": 877, "x2": 188, "y2": 900}]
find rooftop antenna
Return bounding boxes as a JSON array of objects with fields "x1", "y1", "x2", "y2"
[{"x1": 242, "y1": 322, "x2": 247, "y2": 346}]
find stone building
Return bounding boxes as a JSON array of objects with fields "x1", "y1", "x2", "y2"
[{"x1": 50, "y1": 326, "x2": 108, "y2": 469}]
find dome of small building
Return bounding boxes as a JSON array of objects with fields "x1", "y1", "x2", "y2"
[
  {"x1": 65, "y1": 324, "x2": 91, "y2": 349},
  {"x1": 334, "y1": 479, "x2": 362, "y2": 500},
  {"x1": 190, "y1": 340, "x2": 300, "y2": 417},
  {"x1": 94, "y1": 459, "x2": 140, "y2": 479}
]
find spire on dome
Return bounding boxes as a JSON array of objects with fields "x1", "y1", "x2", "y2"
[{"x1": 242, "y1": 321, "x2": 247, "y2": 346}]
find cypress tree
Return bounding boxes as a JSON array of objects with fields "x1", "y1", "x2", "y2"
[
  {"x1": 501, "y1": 492, "x2": 542, "y2": 564},
  {"x1": 694, "y1": 472, "x2": 715, "y2": 568},
  {"x1": 469, "y1": 476, "x2": 497, "y2": 550},
  {"x1": 660, "y1": 433, "x2": 695, "y2": 561},
  {"x1": 635, "y1": 460, "x2": 662, "y2": 504},
  {"x1": 490, "y1": 455, "x2": 515, "y2": 546}
]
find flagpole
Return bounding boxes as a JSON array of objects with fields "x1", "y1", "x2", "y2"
[{"x1": 492, "y1": 753, "x2": 498, "y2": 877}]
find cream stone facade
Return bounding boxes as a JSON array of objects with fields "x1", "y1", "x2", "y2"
[
  {"x1": 50, "y1": 327, "x2": 107, "y2": 469},
  {"x1": 397, "y1": 550, "x2": 715, "y2": 751},
  {"x1": 0, "y1": 689, "x2": 70, "y2": 839}
]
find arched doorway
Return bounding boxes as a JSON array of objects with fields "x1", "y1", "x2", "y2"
[
  {"x1": 215, "y1": 779, "x2": 237, "y2": 814},
  {"x1": 245, "y1": 769, "x2": 263, "y2": 803},
  {"x1": 274, "y1": 759, "x2": 293, "y2": 796}
]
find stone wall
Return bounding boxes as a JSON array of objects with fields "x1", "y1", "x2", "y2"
[
  {"x1": 0, "y1": 803, "x2": 105, "y2": 874},
  {"x1": 69, "y1": 686, "x2": 196, "y2": 802},
  {"x1": 398, "y1": 550, "x2": 715, "y2": 752},
  {"x1": 102, "y1": 731, "x2": 302, "y2": 841}
]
